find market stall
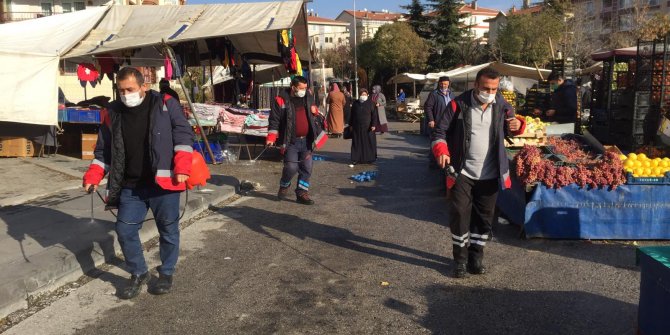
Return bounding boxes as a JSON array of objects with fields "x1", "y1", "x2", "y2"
[
  {"x1": 497, "y1": 124, "x2": 670, "y2": 239},
  {"x1": 53, "y1": 2, "x2": 311, "y2": 162}
]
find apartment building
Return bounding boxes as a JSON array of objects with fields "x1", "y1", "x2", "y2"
[
  {"x1": 1, "y1": 0, "x2": 184, "y2": 23},
  {"x1": 336, "y1": 9, "x2": 406, "y2": 45},
  {"x1": 308, "y1": 14, "x2": 350, "y2": 52},
  {"x1": 426, "y1": 1, "x2": 499, "y2": 43},
  {"x1": 572, "y1": 0, "x2": 670, "y2": 36}
]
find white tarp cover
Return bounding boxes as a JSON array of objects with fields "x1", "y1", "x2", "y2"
[
  {"x1": 0, "y1": 7, "x2": 108, "y2": 125},
  {"x1": 386, "y1": 73, "x2": 427, "y2": 84},
  {"x1": 65, "y1": 2, "x2": 310, "y2": 62},
  {"x1": 579, "y1": 61, "x2": 603, "y2": 75},
  {"x1": 427, "y1": 62, "x2": 551, "y2": 81}
]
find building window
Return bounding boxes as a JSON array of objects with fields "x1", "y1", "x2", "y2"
[
  {"x1": 603, "y1": 0, "x2": 613, "y2": 7},
  {"x1": 619, "y1": 0, "x2": 633, "y2": 8},
  {"x1": 41, "y1": 3, "x2": 53, "y2": 16},
  {"x1": 62, "y1": 2, "x2": 72, "y2": 12},
  {"x1": 338, "y1": 37, "x2": 342, "y2": 44},
  {"x1": 315, "y1": 36, "x2": 319, "y2": 43},
  {"x1": 74, "y1": 1, "x2": 85, "y2": 11},
  {"x1": 648, "y1": 0, "x2": 659, "y2": 6}
]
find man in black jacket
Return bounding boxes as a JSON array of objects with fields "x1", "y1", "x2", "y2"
[
  {"x1": 424, "y1": 76, "x2": 456, "y2": 169},
  {"x1": 533, "y1": 72, "x2": 577, "y2": 123},
  {"x1": 266, "y1": 76, "x2": 327, "y2": 205}
]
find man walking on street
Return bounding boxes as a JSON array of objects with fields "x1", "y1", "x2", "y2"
[
  {"x1": 266, "y1": 76, "x2": 327, "y2": 205},
  {"x1": 83, "y1": 67, "x2": 194, "y2": 299},
  {"x1": 431, "y1": 67, "x2": 525, "y2": 278},
  {"x1": 424, "y1": 76, "x2": 455, "y2": 169}
]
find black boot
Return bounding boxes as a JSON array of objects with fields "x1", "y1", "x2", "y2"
[
  {"x1": 467, "y1": 254, "x2": 486, "y2": 275},
  {"x1": 453, "y1": 263, "x2": 467, "y2": 279},
  {"x1": 149, "y1": 273, "x2": 173, "y2": 295},
  {"x1": 119, "y1": 272, "x2": 151, "y2": 299}
]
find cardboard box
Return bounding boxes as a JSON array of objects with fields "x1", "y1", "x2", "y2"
[
  {"x1": 0, "y1": 137, "x2": 35, "y2": 157},
  {"x1": 81, "y1": 133, "x2": 98, "y2": 160}
]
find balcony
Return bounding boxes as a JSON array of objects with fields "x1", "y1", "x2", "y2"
[{"x1": 1, "y1": 11, "x2": 58, "y2": 23}]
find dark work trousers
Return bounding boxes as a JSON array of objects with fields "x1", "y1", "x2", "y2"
[
  {"x1": 280, "y1": 137, "x2": 313, "y2": 195},
  {"x1": 449, "y1": 174, "x2": 499, "y2": 265}
]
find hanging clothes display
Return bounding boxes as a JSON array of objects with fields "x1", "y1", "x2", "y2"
[
  {"x1": 96, "y1": 54, "x2": 116, "y2": 81},
  {"x1": 277, "y1": 29, "x2": 298, "y2": 74},
  {"x1": 77, "y1": 63, "x2": 99, "y2": 88}
]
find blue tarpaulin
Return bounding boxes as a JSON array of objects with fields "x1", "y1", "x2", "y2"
[{"x1": 497, "y1": 178, "x2": 670, "y2": 239}]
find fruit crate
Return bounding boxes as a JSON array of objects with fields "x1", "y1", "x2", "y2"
[
  {"x1": 67, "y1": 108, "x2": 101, "y2": 123},
  {"x1": 626, "y1": 172, "x2": 670, "y2": 185},
  {"x1": 634, "y1": 106, "x2": 650, "y2": 120},
  {"x1": 635, "y1": 91, "x2": 651, "y2": 107}
]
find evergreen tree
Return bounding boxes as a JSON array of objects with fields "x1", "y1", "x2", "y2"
[
  {"x1": 401, "y1": 0, "x2": 431, "y2": 40},
  {"x1": 426, "y1": 0, "x2": 469, "y2": 70}
]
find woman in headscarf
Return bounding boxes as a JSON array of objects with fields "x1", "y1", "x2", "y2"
[
  {"x1": 349, "y1": 88, "x2": 378, "y2": 165},
  {"x1": 371, "y1": 85, "x2": 389, "y2": 133},
  {"x1": 326, "y1": 83, "x2": 346, "y2": 137}
]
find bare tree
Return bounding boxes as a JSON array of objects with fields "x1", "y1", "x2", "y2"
[{"x1": 562, "y1": 2, "x2": 602, "y2": 69}]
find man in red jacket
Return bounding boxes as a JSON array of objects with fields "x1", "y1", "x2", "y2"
[
  {"x1": 266, "y1": 76, "x2": 327, "y2": 205},
  {"x1": 83, "y1": 67, "x2": 194, "y2": 299}
]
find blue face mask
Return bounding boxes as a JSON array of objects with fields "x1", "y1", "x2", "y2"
[
  {"x1": 440, "y1": 88, "x2": 448, "y2": 94},
  {"x1": 550, "y1": 83, "x2": 559, "y2": 92}
]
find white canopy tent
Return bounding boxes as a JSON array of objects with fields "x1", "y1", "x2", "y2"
[
  {"x1": 64, "y1": 2, "x2": 310, "y2": 64},
  {"x1": 0, "y1": 1, "x2": 309, "y2": 126},
  {"x1": 427, "y1": 62, "x2": 551, "y2": 82},
  {"x1": 0, "y1": 7, "x2": 109, "y2": 125},
  {"x1": 579, "y1": 61, "x2": 603, "y2": 76},
  {"x1": 386, "y1": 73, "x2": 428, "y2": 84}
]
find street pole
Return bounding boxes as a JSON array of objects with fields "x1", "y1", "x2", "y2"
[{"x1": 353, "y1": 0, "x2": 358, "y2": 99}]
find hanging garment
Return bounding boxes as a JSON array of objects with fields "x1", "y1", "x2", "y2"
[
  {"x1": 164, "y1": 55, "x2": 173, "y2": 79},
  {"x1": 97, "y1": 54, "x2": 116, "y2": 81},
  {"x1": 77, "y1": 63, "x2": 99, "y2": 87},
  {"x1": 295, "y1": 52, "x2": 302, "y2": 75}
]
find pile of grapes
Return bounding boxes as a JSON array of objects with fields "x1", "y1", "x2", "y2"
[{"x1": 513, "y1": 139, "x2": 626, "y2": 190}]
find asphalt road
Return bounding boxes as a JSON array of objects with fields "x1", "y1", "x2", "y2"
[{"x1": 6, "y1": 124, "x2": 644, "y2": 335}]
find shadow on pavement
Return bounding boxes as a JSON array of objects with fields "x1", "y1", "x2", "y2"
[
  {"x1": 386, "y1": 284, "x2": 636, "y2": 335},
  {"x1": 0, "y1": 205, "x2": 127, "y2": 295},
  {"x1": 211, "y1": 205, "x2": 450, "y2": 274},
  {"x1": 338, "y1": 131, "x2": 640, "y2": 270}
]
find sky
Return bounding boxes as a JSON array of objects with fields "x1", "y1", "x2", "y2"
[{"x1": 187, "y1": 0, "x2": 522, "y2": 19}]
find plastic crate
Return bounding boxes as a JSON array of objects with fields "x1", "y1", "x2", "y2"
[
  {"x1": 634, "y1": 106, "x2": 649, "y2": 120},
  {"x1": 611, "y1": 109, "x2": 633, "y2": 121},
  {"x1": 67, "y1": 109, "x2": 101, "y2": 123},
  {"x1": 636, "y1": 91, "x2": 651, "y2": 106},
  {"x1": 626, "y1": 173, "x2": 670, "y2": 185},
  {"x1": 58, "y1": 108, "x2": 68, "y2": 122}
]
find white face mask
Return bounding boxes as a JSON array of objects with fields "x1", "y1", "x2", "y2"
[
  {"x1": 295, "y1": 89, "x2": 306, "y2": 98},
  {"x1": 121, "y1": 91, "x2": 144, "y2": 107},
  {"x1": 477, "y1": 90, "x2": 495, "y2": 104},
  {"x1": 360, "y1": 95, "x2": 368, "y2": 102}
]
